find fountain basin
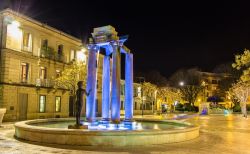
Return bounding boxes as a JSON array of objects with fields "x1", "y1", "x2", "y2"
[{"x1": 14, "y1": 118, "x2": 199, "y2": 146}]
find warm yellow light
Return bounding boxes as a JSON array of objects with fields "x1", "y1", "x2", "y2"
[
  {"x1": 179, "y1": 81, "x2": 184, "y2": 86},
  {"x1": 8, "y1": 20, "x2": 22, "y2": 39},
  {"x1": 198, "y1": 99, "x2": 201, "y2": 102},
  {"x1": 81, "y1": 47, "x2": 87, "y2": 53},
  {"x1": 76, "y1": 51, "x2": 86, "y2": 63},
  {"x1": 12, "y1": 20, "x2": 20, "y2": 27}
]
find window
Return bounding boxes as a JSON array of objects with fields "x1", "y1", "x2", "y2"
[
  {"x1": 39, "y1": 95, "x2": 46, "y2": 113},
  {"x1": 40, "y1": 67, "x2": 47, "y2": 79},
  {"x1": 55, "y1": 96, "x2": 61, "y2": 112},
  {"x1": 6, "y1": 21, "x2": 22, "y2": 51},
  {"x1": 121, "y1": 101, "x2": 124, "y2": 110},
  {"x1": 212, "y1": 80, "x2": 217, "y2": 84},
  {"x1": 56, "y1": 70, "x2": 61, "y2": 78},
  {"x1": 121, "y1": 84, "x2": 125, "y2": 95},
  {"x1": 58, "y1": 44, "x2": 63, "y2": 55},
  {"x1": 134, "y1": 102, "x2": 137, "y2": 110},
  {"x1": 41, "y1": 39, "x2": 48, "y2": 49},
  {"x1": 70, "y1": 49, "x2": 75, "y2": 61},
  {"x1": 21, "y1": 63, "x2": 29, "y2": 83},
  {"x1": 22, "y1": 32, "x2": 32, "y2": 52}
]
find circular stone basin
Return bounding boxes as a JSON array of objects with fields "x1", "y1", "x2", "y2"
[{"x1": 14, "y1": 118, "x2": 199, "y2": 146}]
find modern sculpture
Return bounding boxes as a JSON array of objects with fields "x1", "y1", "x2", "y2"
[{"x1": 86, "y1": 25, "x2": 133, "y2": 123}]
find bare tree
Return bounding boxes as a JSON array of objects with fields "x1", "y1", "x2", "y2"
[
  {"x1": 230, "y1": 81, "x2": 250, "y2": 117},
  {"x1": 169, "y1": 68, "x2": 203, "y2": 111}
]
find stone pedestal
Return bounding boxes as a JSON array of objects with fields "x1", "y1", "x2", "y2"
[
  {"x1": 0, "y1": 108, "x2": 6, "y2": 126},
  {"x1": 199, "y1": 102, "x2": 210, "y2": 115}
]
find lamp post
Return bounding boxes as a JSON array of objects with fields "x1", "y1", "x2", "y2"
[
  {"x1": 153, "y1": 90, "x2": 157, "y2": 114},
  {"x1": 137, "y1": 77, "x2": 145, "y2": 117},
  {"x1": 201, "y1": 81, "x2": 207, "y2": 103}
]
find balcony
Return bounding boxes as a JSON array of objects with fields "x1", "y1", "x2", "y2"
[
  {"x1": 40, "y1": 47, "x2": 66, "y2": 63},
  {"x1": 36, "y1": 79, "x2": 54, "y2": 87}
]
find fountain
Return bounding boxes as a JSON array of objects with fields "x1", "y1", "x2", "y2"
[{"x1": 14, "y1": 26, "x2": 199, "y2": 146}]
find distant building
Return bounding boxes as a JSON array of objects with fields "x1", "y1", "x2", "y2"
[{"x1": 198, "y1": 71, "x2": 231, "y2": 101}]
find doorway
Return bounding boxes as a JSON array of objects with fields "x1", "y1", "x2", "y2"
[{"x1": 19, "y1": 93, "x2": 28, "y2": 120}]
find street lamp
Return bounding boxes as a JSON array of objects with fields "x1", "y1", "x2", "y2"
[
  {"x1": 137, "y1": 77, "x2": 145, "y2": 117},
  {"x1": 201, "y1": 81, "x2": 207, "y2": 102},
  {"x1": 153, "y1": 90, "x2": 157, "y2": 114},
  {"x1": 179, "y1": 81, "x2": 184, "y2": 86}
]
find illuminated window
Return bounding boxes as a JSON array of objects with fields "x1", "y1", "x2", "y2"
[
  {"x1": 55, "y1": 96, "x2": 61, "y2": 112},
  {"x1": 22, "y1": 32, "x2": 32, "y2": 52},
  {"x1": 138, "y1": 87, "x2": 142, "y2": 98},
  {"x1": 21, "y1": 63, "x2": 29, "y2": 83},
  {"x1": 6, "y1": 20, "x2": 22, "y2": 51},
  {"x1": 39, "y1": 95, "x2": 46, "y2": 113},
  {"x1": 70, "y1": 49, "x2": 76, "y2": 61},
  {"x1": 40, "y1": 67, "x2": 47, "y2": 79}
]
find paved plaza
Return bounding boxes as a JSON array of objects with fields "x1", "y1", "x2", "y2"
[{"x1": 0, "y1": 114, "x2": 250, "y2": 154}]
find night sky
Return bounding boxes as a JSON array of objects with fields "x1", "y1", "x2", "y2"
[{"x1": 1, "y1": 0, "x2": 250, "y2": 78}]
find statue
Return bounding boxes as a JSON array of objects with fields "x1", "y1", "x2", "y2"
[{"x1": 75, "y1": 81, "x2": 91, "y2": 125}]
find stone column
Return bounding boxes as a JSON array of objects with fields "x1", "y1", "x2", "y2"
[
  {"x1": 111, "y1": 42, "x2": 121, "y2": 122},
  {"x1": 86, "y1": 44, "x2": 97, "y2": 122},
  {"x1": 101, "y1": 55, "x2": 110, "y2": 121},
  {"x1": 125, "y1": 53, "x2": 133, "y2": 121}
]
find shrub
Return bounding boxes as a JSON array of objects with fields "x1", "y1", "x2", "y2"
[{"x1": 233, "y1": 104, "x2": 241, "y2": 112}]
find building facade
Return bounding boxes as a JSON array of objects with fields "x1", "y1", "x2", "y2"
[{"x1": 0, "y1": 9, "x2": 87, "y2": 121}]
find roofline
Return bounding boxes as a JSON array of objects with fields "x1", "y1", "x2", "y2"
[
  {"x1": 0, "y1": 8, "x2": 82, "y2": 43},
  {"x1": 197, "y1": 71, "x2": 231, "y2": 77}
]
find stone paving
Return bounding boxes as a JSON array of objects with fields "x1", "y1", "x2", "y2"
[{"x1": 0, "y1": 114, "x2": 250, "y2": 154}]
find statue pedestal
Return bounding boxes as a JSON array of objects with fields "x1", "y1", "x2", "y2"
[
  {"x1": 199, "y1": 102, "x2": 210, "y2": 115},
  {"x1": 0, "y1": 108, "x2": 6, "y2": 126},
  {"x1": 68, "y1": 124, "x2": 88, "y2": 129}
]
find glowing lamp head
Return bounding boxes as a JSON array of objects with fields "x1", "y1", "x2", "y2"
[
  {"x1": 11, "y1": 20, "x2": 20, "y2": 27},
  {"x1": 76, "y1": 51, "x2": 86, "y2": 63},
  {"x1": 179, "y1": 81, "x2": 184, "y2": 86}
]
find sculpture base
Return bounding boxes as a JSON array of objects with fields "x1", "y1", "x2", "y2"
[{"x1": 68, "y1": 124, "x2": 88, "y2": 129}]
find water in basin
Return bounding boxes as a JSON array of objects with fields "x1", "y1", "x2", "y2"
[{"x1": 30, "y1": 120, "x2": 189, "y2": 131}]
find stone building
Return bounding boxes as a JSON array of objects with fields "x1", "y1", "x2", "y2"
[
  {"x1": 0, "y1": 9, "x2": 87, "y2": 121},
  {"x1": 198, "y1": 71, "x2": 230, "y2": 100}
]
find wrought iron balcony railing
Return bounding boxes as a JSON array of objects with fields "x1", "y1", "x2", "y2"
[
  {"x1": 36, "y1": 79, "x2": 54, "y2": 87},
  {"x1": 40, "y1": 47, "x2": 66, "y2": 63}
]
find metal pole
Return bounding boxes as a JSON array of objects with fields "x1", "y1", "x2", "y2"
[{"x1": 141, "y1": 82, "x2": 143, "y2": 117}]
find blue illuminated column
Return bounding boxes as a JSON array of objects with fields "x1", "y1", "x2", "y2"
[
  {"x1": 125, "y1": 53, "x2": 133, "y2": 121},
  {"x1": 101, "y1": 55, "x2": 110, "y2": 121},
  {"x1": 111, "y1": 42, "x2": 121, "y2": 122},
  {"x1": 86, "y1": 44, "x2": 97, "y2": 122}
]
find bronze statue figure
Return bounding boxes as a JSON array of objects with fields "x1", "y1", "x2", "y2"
[{"x1": 75, "y1": 81, "x2": 91, "y2": 126}]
